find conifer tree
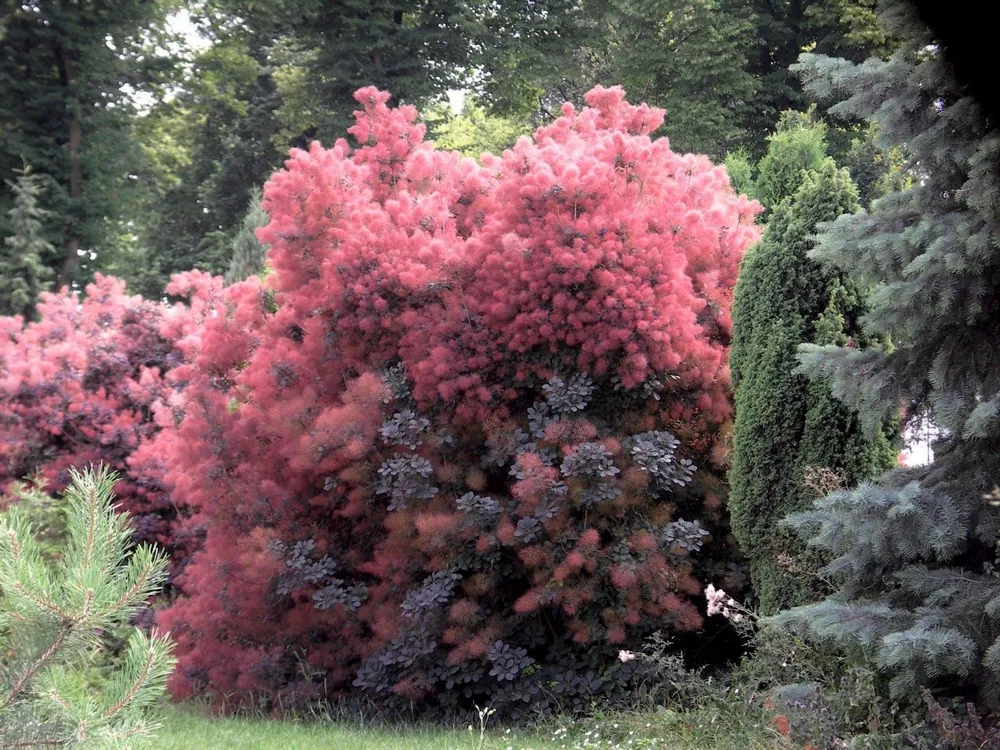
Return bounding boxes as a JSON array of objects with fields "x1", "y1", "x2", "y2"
[
  {"x1": 726, "y1": 110, "x2": 904, "y2": 214},
  {"x1": 0, "y1": 0, "x2": 175, "y2": 287},
  {"x1": 730, "y1": 159, "x2": 896, "y2": 614},
  {"x1": 0, "y1": 466, "x2": 175, "y2": 747},
  {"x1": 727, "y1": 0, "x2": 896, "y2": 153},
  {"x1": 752, "y1": 110, "x2": 828, "y2": 213},
  {"x1": 0, "y1": 168, "x2": 53, "y2": 319},
  {"x1": 224, "y1": 189, "x2": 270, "y2": 284},
  {"x1": 838, "y1": 124, "x2": 908, "y2": 208},
  {"x1": 723, "y1": 150, "x2": 754, "y2": 196},
  {"x1": 770, "y1": 0, "x2": 1000, "y2": 707}
]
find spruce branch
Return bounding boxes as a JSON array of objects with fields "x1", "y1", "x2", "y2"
[{"x1": 776, "y1": 0, "x2": 1000, "y2": 709}]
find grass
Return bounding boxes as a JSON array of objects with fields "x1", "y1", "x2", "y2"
[
  {"x1": 154, "y1": 704, "x2": 524, "y2": 750},
  {"x1": 153, "y1": 701, "x2": 787, "y2": 750}
]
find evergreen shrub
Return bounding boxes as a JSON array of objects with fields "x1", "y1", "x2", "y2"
[{"x1": 0, "y1": 466, "x2": 175, "y2": 747}]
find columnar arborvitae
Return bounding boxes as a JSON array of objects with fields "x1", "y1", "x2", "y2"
[
  {"x1": 770, "y1": 0, "x2": 1000, "y2": 708},
  {"x1": 224, "y1": 189, "x2": 270, "y2": 285},
  {"x1": 0, "y1": 467, "x2": 175, "y2": 747},
  {"x1": 726, "y1": 110, "x2": 906, "y2": 214},
  {"x1": 0, "y1": 168, "x2": 53, "y2": 318},
  {"x1": 730, "y1": 159, "x2": 896, "y2": 614},
  {"x1": 752, "y1": 110, "x2": 828, "y2": 213}
]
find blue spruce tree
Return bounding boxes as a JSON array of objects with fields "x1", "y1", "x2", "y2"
[{"x1": 770, "y1": 0, "x2": 1000, "y2": 708}]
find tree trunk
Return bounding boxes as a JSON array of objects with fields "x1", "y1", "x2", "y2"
[
  {"x1": 370, "y1": 9, "x2": 404, "y2": 75},
  {"x1": 64, "y1": 114, "x2": 82, "y2": 284},
  {"x1": 57, "y1": 44, "x2": 82, "y2": 287}
]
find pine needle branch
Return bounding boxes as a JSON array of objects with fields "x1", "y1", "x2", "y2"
[{"x1": 0, "y1": 466, "x2": 175, "y2": 747}]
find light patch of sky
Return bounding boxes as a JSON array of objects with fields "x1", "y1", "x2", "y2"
[
  {"x1": 168, "y1": 9, "x2": 212, "y2": 53},
  {"x1": 122, "y1": 10, "x2": 212, "y2": 112},
  {"x1": 900, "y1": 416, "x2": 939, "y2": 467},
  {"x1": 447, "y1": 89, "x2": 467, "y2": 114}
]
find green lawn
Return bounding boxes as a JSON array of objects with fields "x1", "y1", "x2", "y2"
[
  {"x1": 155, "y1": 705, "x2": 530, "y2": 750},
  {"x1": 153, "y1": 703, "x2": 786, "y2": 750}
]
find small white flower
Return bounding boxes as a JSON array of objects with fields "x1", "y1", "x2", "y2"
[{"x1": 618, "y1": 649, "x2": 637, "y2": 663}]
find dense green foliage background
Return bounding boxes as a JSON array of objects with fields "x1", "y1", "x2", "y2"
[{"x1": 1, "y1": 0, "x2": 898, "y2": 301}]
